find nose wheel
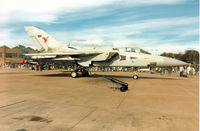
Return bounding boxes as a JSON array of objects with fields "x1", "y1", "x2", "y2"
[{"x1": 133, "y1": 74, "x2": 139, "y2": 80}]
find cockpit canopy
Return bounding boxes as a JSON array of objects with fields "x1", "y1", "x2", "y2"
[{"x1": 112, "y1": 47, "x2": 151, "y2": 54}]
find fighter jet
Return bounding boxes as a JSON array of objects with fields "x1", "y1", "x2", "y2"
[{"x1": 24, "y1": 26, "x2": 187, "y2": 79}]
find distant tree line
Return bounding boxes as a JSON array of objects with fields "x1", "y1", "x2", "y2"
[
  {"x1": 140, "y1": 49, "x2": 151, "y2": 54},
  {"x1": 160, "y1": 50, "x2": 199, "y2": 64}
]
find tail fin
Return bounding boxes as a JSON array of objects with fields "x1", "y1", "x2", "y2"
[{"x1": 24, "y1": 26, "x2": 63, "y2": 52}]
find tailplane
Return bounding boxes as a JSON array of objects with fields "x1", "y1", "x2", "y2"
[{"x1": 24, "y1": 26, "x2": 63, "y2": 52}]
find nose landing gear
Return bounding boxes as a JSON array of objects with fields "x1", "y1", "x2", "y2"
[
  {"x1": 133, "y1": 72, "x2": 139, "y2": 80},
  {"x1": 133, "y1": 74, "x2": 138, "y2": 79}
]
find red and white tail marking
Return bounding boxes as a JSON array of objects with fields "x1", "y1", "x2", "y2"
[{"x1": 42, "y1": 36, "x2": 49, "y2": 43}]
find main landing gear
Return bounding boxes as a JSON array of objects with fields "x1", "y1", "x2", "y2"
[
  {"x1": 133, "y1": 74, "x2": 138, "y2": 79},
  {"x1": 71, "y1": 71, "x2": 78, "y2": 78},
  {"x1": 71, "y1": 69, "x2": 89, "y2": 78}
]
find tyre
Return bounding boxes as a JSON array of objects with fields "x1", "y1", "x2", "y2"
[
  {"x1": 133, "y1": 75, "x2": 138, "y2": 80},
  {"x1": 120, "y1": 86, "x2": 127, "y2": 92},
  {"x1": 71, "y1": 71, "x2": 78, "y2": 78}
]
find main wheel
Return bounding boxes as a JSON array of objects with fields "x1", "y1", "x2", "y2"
[
  {"x1": 133, "y1": 75, "x2": 138, "y2": 80},
  {"x1": 71, "y1": 71, "x2": 78, "y2": 78}
]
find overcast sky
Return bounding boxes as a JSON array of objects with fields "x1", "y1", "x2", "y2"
[{"x1": 0, "y1": 0, "x2": 199, "y2": 54}]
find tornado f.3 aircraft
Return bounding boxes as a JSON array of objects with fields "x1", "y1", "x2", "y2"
[{"x1": 24, "y1": 26, "x2": 187, "y2": 79}]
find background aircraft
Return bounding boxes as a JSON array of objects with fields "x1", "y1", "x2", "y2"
[
  {"x1": 24, "y1": 26, "x2": 187, "y2": 78},
  {"x1": 18, "y1": 45, "x2": 38, "y2": 65}
]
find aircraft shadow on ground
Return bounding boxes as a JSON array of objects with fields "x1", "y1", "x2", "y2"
[
  {"x1": 37, "y1": 72, "x2": 179, "y2": 80},
  {"x1": 92, "y1": 74, "x2": 179, "y2": 80},
  {"x1": 0, "y1": 72, "x2": 29, "y2": 75},
  {"x1": 38, "y1": 73, "x2": 71, "y2": 77}
]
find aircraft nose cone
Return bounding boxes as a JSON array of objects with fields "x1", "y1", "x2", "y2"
[
  {"x1": 162, "y1": 57, "x2": 187, "y2": 66},
  {"x1": 175, "y1": 60, "x2": 187, "y2": 66}
]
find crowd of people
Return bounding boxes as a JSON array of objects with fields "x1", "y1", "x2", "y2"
[
  {"x1": 179, "y1": 66, "x2": 197, "y2": 77},
  {"x1": 0, "y1": 64, "x2": 31, "y2": 69},
  {"x1": 0, "y1": 63, "x2": 198, "y2": 77}
]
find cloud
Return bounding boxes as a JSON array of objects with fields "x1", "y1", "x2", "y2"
[
  {"x1": 47, "y1": 16, "x2": 198, "y2": 54},
  {"x1": 49, "y1": 16, "x2": 197, "y2": 40},
  {"x1": 0, "y1": 39, "x2": 33, "y2": 48},
  {"x1": 1, "y1": 0, "x2": 115, "y2": 25},
  {"x1": 148, "y1": 42, "x2": 199, "y2": 54},
  {"x1": 0, "y1": 0, "x2": 197, "y2": 54},
  {"x1": 178, "y1": 29, "x2": 199, "y2": 37},
  {"x1": 1, "y1": 0, "x2": 188, "y2": 25},
  {"x1": 123, "y1": 0, "x2": 187, "y2": 5},
  {"x1": 52, "y1": 16, "x2": 198, "y2": 40},
  {"x1": 0, "y1": 28, "x2": 13, "y2": 40}
]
